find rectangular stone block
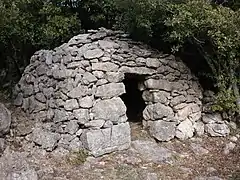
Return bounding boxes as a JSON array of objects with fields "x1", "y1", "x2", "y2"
[{"x1": 80, "y1": 122, "x2": 131, "y2": 157}]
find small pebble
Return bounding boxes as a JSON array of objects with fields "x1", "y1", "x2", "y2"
[
  {"x1": 229, "y1": 136, "x2": 238, "y2": 142},
  {"x1": 223, "y1": 142, "x2": 236, "y2": 155}
]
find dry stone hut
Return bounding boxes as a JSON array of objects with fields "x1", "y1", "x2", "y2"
[{"x1": 14, "y1": 28, "x2": 203, "y2": 156}]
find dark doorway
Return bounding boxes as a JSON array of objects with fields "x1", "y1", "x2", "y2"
[{"x1": 120, "y1": 74, "x2": 146, "y2": 122}]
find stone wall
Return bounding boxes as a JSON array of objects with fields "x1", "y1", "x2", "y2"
[{"x1": 14, "y1": 28, "x2": 203, "y2": 156}]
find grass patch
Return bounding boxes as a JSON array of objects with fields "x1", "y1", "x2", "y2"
[{"x1": 67, "y1": 149, "x2": 89, "y2": 165}]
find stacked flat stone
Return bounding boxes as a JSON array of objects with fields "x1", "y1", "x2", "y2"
[{"x1": 14, "y1": 28, "x2": 203, "y2": 156}]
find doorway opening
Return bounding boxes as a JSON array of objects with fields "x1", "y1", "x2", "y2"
[{"x1": 120, "y1": 73, "x2": 146, "y2": 123}]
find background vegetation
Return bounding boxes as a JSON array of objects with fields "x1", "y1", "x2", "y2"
[{"x1": 0, "y1": 0, "x2": 239, "y2": 116}]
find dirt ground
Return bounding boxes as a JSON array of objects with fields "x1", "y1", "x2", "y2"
[
  {"x1": 0, "y1": 93, "x2": 240, "y2": 180},
  {"x1": 0, "y1": 120, "x2": 239, "y2": 180}
]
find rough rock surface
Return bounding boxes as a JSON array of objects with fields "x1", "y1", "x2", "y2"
[
  {"x1": 0, "y1": 148, "x2": 38, "y2": 180},
  {"x1": 0, "y1": 103, "x2": 11, "y2": 137},
  {"x1": 132, "y1": 140, "x2": 173, "y2": 164},
  {"x1": 14, "y1": 27, "x2": 203, "y2": 155},
  {"x1": 203, "y1": 113, "x2": 230, "y2": 137}
]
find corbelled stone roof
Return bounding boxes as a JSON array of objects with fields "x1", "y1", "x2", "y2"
[{"x1": 14, "y1": 27, "x2": 203, "y2": 156}]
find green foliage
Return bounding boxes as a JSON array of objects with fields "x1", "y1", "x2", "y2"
[
  {"x1": 115, "y1": 0, "x2": 240, "y2": 114},
  {"x1": 212, "y1": 89, "x2": 237, "y2": 112},
  {"x1": 164, "y1": 0, "x2": 240, "y2": 113},
  {"x1": 114, "y1": 0, "x2": 170, "y2": 43},
  {"x1": 71, "y1": 0, "x2": 121, "y2": 29},
  {"x1": 0, "y1": 0, "x2": 81, "y2": 86},
  {"x1": 67, "y1": 149, "x2": 89, "y2": 165},
  {"x1": 211, "y1": 76, "x2": 238, "y2": 112}
]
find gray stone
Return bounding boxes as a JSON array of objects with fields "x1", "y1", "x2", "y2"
[
  {"x1": 92, "y1": 97, "x2": 126, "y2": 123},
  {"x1": 149, "y1": 121, "x2": 176, "y2": 141},
  {"x1": 228, "y1": 121, "x2": 237, "y2": 130},
  {"x1": 84, "y1": 49, "x2": 104, "y2": 59},
  {"x1": 15, "y1": 119, "x2": 34, "y2": 136},
  {"x1": 96, "y1": 79, "x2": 108, "y2": 86},
  {"x1": 45, "y1": 51, "x2": 53, "y2": 64},
  {"x1": 14, "y1": 93, "x2": 23, "y2": 106},
  {"x1": 170, "y1": 95, "x2": 186, "y2": 106},
  {"x1": 190, "y1": 143, "x2": 209, "y2": 155},
  {"x1": 205, "y1": 123, "x2": 230, "y2": 137},
  {"x1": 144, "y1": 79, "x2": 172, "y2": 91},
  {"x1": 140, "y1": 172, "x2": 158, "y2": 180},
  {"x1": 152, "y1": 91, "x2": 170, "y2": 103},
  {"x1": 67, "y1": 85, "x2": 89, "y2": 98},
  {"x1": 43, "y1": 87, "x2": 54, "y2": 99},
  {"x1": 229, "y1": 136, "x2": 238, "y2": 142},
  {"x1": 53, "y1": 109, "x2": 69, "y2": 122},
  {"x1": 92, "y1": 62, "x2": 119, "y2": 72},
  {"x1": 0, "y1": 138, "x2": 5, "y2": 153},
  {"x1": 98, "y1": 40, "x2": 119, "y2": 49},
  {"x1": 52, "y1": 68, "x2": 67, "y2": 80},
  {"x1": 0, "y1": 103, "x2": 11, "y2": 137},
  {"x1": 202, "y1": 113, "x2": 223, "y2": 124},
  {"x1": 82, "y1": 72, "x2": 97, "y2": 84},
  {"x1": 22, "y1": 85, "x2": 34, "y2": 97},
  {"x1": 194, "y1": 121, "x2": 205, "y2": 136},
  {"x1": 176, "y1": 119, "x2": 194, "y2": 140},
  {"x1": 92, "y1": 71, "x2": 104, "y2": 79},
  {"x1": 69, "y1": 33, "x2": 90, "y2": 43},
  {"x1": 73, "y1": 109, "x2": 90, "y2": 124},
  {"x1": 132, "y1": 140, "x2": 172, "y2": 163},
  {"x1": 76, "y1": 129, "x2": 83, "y2": 136},
  {"x1": 105, "y1": 72, "x2": 124, "y2": 83},
  {"x1": 142, "y1": 90, "x2": 153, "y2": 102},
  {"x1": 36, "y1": 64, "x2": 48, "y2": 76},
  {"x1": 58, "y1": 134, "x2": 74, "y2": 147},
  {"x1": 176, "y1": 103, "x2": 201, "y2": 121},
  {"x1": 35, "y1": 93, "x2": 46, "y2": 103},
  {"x1": 14, "y1": 29, "x2": 205, "y2": 156},
  {"x1": 81, "y1": 122, "x2": 130, "y2": 157},
  {"x1": 142, "y1": 91, "x2": 170, "y2": 104},
  {"x1": 63, "y1": 54, "x2": 72, "y2": 64},
  {"x1": 0, "y1": 150, "x2": 38, "y2": 180},
  {"x1": 95, "y1": 83, "x2": 125, "y2": 99},
  {"x1": 194, "y1": 176, "x2": 223, "y2": 180},
  {"x1": 101, "y1": 56, "x2": 111, "y2": 62},
  {"x1": 112, "y1": 54, "x2": 124, "y2": 62},
  {"x1": 146, "y1": 58, "x2": 161, "y2": 68},
  {"x1": 79, "y1": 96, "x2": 93, "y2": 108},
  {"x1": 65, "y1": 120, "x2": 79, "y2": 135},
  {"x1": 103, "y1": 120, "x2": 113, "y2": 128},
  {"x1": 136, "y1": 57, "x2": 146, "y2": 64},
  {"x1": 52, "y1": 147, "x2": 70, "y2": 158},
  {"x1": 67, "y1": 62, "x2": 83, "y2": 69},
  {"x1": 84, "y1": 120, "x2": 105, "y2": 129},
  {"x1": 69, "y1": 137, "x2": 83, "y2": 151},
  {"x1": 31, "y1": 128, "x2": 60, "y2": 151},
  {"x1": 6, "y1": 168, "x2": 38, "y2": 180},
  {"x1": 64, "y1": 99, "x2": 79, "y2": 111},
  {"x1": 223, "y1": 142, "x2": 236, "y2": 154},
  {"x1": 90, "y1": 32, "x2": 107, "y2": 40},
  {"x1": 119, "y1": 66, "x2": 155, "y2": 75},
  {"x1": 143, "y1": 103, "x2": 174, "y2": 120}
]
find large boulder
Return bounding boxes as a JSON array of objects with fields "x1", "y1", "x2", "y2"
[
  {"x1": 80, "y1": 122, "x2": 131, "y2": 157},
  {"x1": 0, "y1": 103, "x2": 11, "y2": 137},
  {"x1": 31, "y1": 127, "x2": 61, "y2": 151},
  {"x1": 143, "y1": 103, "x2": 174, "y2": 120},
  {"x1": 205, "y1": 123, "x2": 230, "y2": 137},
  {"x1": 92, "y1": 97, "x2": 127, "y2": 124},
  {"x1": 149, "y1": 121, "x2": 176, "y2": 141},
  {"x1": 132, "y1": 140, "x2": 172, "y2": 164}
]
